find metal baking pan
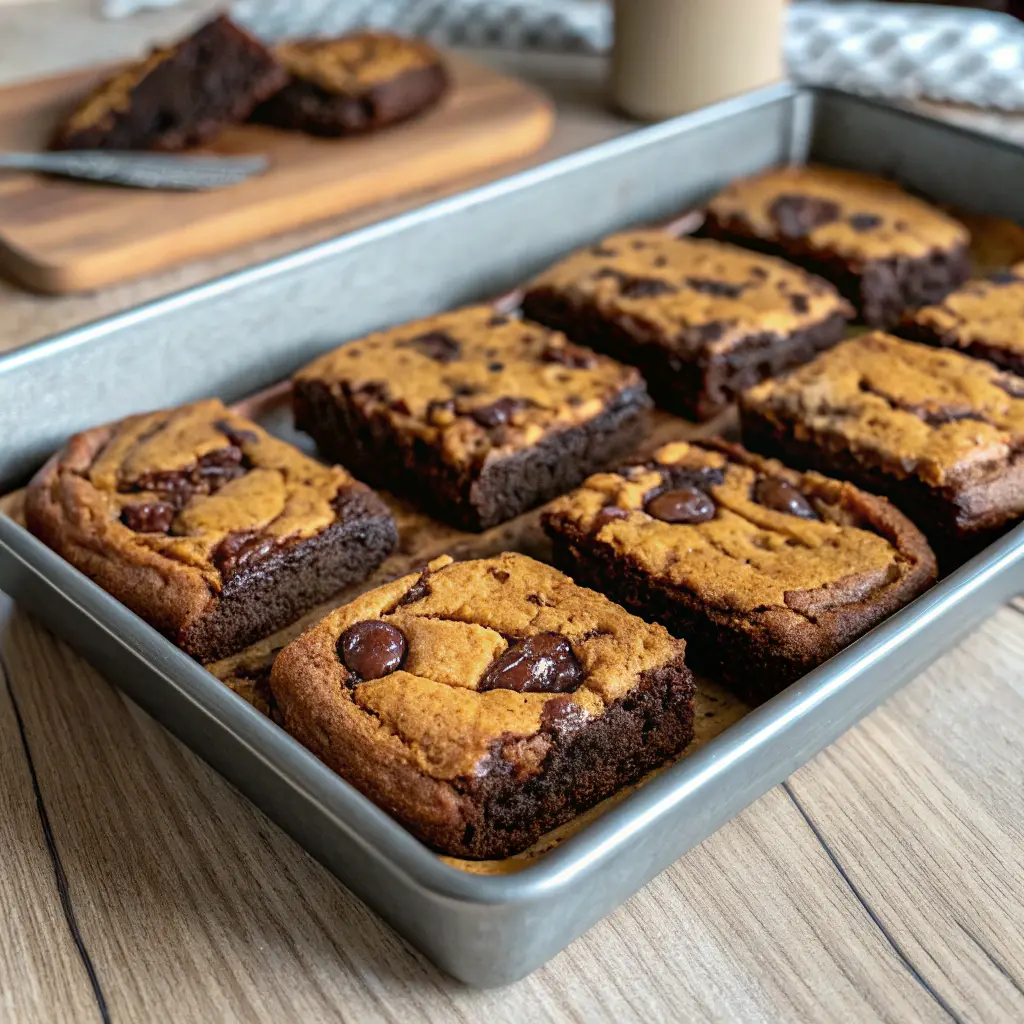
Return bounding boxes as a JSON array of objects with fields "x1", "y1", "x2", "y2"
[{"x1": 2, "y1": 83, "x2": 1023, "y2": 987}]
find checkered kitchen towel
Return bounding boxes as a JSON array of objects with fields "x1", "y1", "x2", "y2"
[{"x1": 102, "y1": 0, "x2": 1024, "y2": 111}]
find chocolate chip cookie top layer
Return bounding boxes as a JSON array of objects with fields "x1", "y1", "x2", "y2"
[
  {"x1": 741, "y1": 333, "x2": 1024, "y2": 488},
  {"x1": 273, "y1": 553, "x2": 683, "y2": 780},
  {"x1": 524, "y1": 230, "x2": 853, "y2": 354},
  {"x1": 544, "y1": 439, "x2": 934, "y2": 614},
  {"x1": 44, "y1": 398, "x2": 356, "y2": 589},
  {"x1": 706, "y1": 165, "x2": 968, "y2": 262},
  {"x1": 899, "y1": 264, "x2": 1024, "y2": 369},
  {"x1": 273, "y1": 31, "x2": 443, "y2": 95},
  {"x1": 294, "y1": 304, "x2": 646, "y2": 464}
]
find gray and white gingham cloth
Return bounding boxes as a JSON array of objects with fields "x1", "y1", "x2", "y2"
[{"x1": 102, "y1": 0, "x2": 1024, "y2": 112}]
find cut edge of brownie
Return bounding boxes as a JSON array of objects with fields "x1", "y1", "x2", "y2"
[
  {"x1": 271, "y1": 644, "x2": 695, "y2": 859},
  {"x1": 250, "y1": 62, "x2": 448, "y2": 137},
  {"x1": 293, "y1": 377, "x2": 652, "y2": 531},
  {"x1": 737, "y1": 404, "x2": 1024, "y2": 570},
  {"x1": 51, "y1": 15, "x2": 286, "y2": 152},
  {"x1": 183, "y1": 485, "x2": 398, "y2": 663},
  {"x1": 701, "y1": 212, "x2": 972, "y2": 329},
  {"x1": 542, "y1": 443, "x2": 937, "y2": 705},
  {"x1": 520, "y1": 287, "x2": 850, "y2": 422}
]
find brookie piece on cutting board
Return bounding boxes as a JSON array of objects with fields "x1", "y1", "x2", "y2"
[
  {"x1": 24, "y1": 399, "x2": 397, "y2": 662},
  {"x1": 543, "y1": 438, "x2": 937, "y2": 705},
  {"x1": 50, "y1": 15, "x2": 286, "y2": 152},
  {"x1": 269, "y1": 552, "x2": 696, "y2": 859},
  {"x1": 251, "y1": 32, "x2": 449, "y2": 137}
]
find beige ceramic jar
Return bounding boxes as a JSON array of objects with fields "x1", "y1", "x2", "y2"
[{"x1": 611, "y1": 0, "x2": 788, "y2": 120}]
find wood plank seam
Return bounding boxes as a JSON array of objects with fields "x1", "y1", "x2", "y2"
[
  {"x1": 0, "y1": 647, "x2": 111, "y2": 1024},
  {"x1": 780, "y1": 781, "x2": 963, "y2": 1024}
]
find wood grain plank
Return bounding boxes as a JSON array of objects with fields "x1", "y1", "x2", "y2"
[
  {"x1": 0, "y1": 55, "x2": 554, "y2": 293},
  {"x1": 0, "y1": 595, "x2": 107, "y2": 1024},
  {"x1": 787, "y1": 607, "x2": 1024, "y2": 1024},
  {"x1": 4, "y1": 596, "x2": 1006, "y2": 1022}
]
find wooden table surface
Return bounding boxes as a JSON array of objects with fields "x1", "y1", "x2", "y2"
[{"x1": 2, "y1": 3, "x2": 1023, "y2": 1022}]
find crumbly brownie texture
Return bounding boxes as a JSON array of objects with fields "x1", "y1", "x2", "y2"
[
  {"x1": 897, "y1": 264, "x2": 1024, "y2": 376},
  {"x1": 51, "y1": 16, "x2": 286, "y2": 152},
  {"x1": 269, "y1": 552, "x2": 695, "y2": 859},
  {"x1": 739, "y1": 333, "x2": 1024, "y2": 566},
  {"x1": 702, "y1": 165, "x2": 971, "y2": 328},
  {"x1": 25, "y1": 399, "x2": 397, "y2": 663},
  {"x1": 293, "y1": 305, "x2": 651, "y2": 530},
  {"x1": 543, "y1": 439, "x2": 936, "y2": 704},
  {"x1": 520, "y1": 230, "x2": 852, "y2": 421},
  {"x1": 250, "y1": 32, "x2": 448, "y2": 136}
]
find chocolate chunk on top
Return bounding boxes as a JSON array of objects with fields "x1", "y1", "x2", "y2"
[
  {"x1": 479, "y1": 632, "x2": 583, "y2": 693},
  {"x1": 755, "y1": 478, "x2": 819, "y2": 520},
  {"x1": 646, "y1": 487, "x2": 716, "y2": 524},
  {"x1": 339, "y1": 620, "x2": 408, "y2": 679}
]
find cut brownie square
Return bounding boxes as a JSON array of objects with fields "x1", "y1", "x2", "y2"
[
  {"x1": 520, "y1": 230, "x2": 853, "y2": 421},
  {"x1": 702, "y1": 165, "x2": 970, "y2": 328},
  {"x1": 292, "y1": 305, "x2": 651, "y2": 530},
  {"x1": 251, "y1": 32, "x2": 448, "y2": 137},
  {"x1": 25, "y1": 399, "x2": 397, "y2": 662},
  {"x1": 543, "y1": 439, "x2": 937, "y2": 705},
  {"x1": 51, "y1": 15, "x2": 286, "y2": 151},
  {"x1": 269, "y1": 552, "x2": 695, "y2": 859},
  {"x1": 896, "y1": 264, "x2": 1024, "y2": 376},
  {"x1": 739, "y1": 333, "x2": 1024, "y2": 566}
]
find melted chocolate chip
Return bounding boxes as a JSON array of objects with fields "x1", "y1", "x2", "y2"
[
  {"x1": 214, "y1": 532, "x2": 277, "y2": 576},
  {"x1": 479, "y1": 632, "x2": 583, "y2": 694},
  {"x1": 540, "y1": 695, "x2": 590, "y2": 736},
  {"x1": 653, "y1": 255, "x2": 668, "y2": 268},
  {"x1": 338, "y1": 620, "x2": 407, "y2": 680},
  {"x1": 402, "y1": 330, "x2": 461, "y2": 363},
  {"x1": 848, "y1": 213, "x2": 883, "y2": 233},
  {"x1": 451, "y1": 383, "x2": 479, "y2": 398},
  {"x1": 398, "y1": 573, "x2": 432, "y2": 606},
  {"x1": 755, "y1": 478, "x2": 819, "y2": 520},
  {"x1": 541, "y1": 344, "x2": 596, "y2": 369},
  {"x1": 645, "y1": 487, "x2": 716, "y2": 524},
  {"x1": 789, "y1": 294, "x2": 810, "y2": 314},
  {"x1": 130, "y1": 447, "x2": 246, "y2": 507},
  {"x1": 769, "y1": 194, "x2": 841, "y2": 238},
  {"x1": 589, "y1": 244, "x2": 617, "y2": 257},
  {"x1": 471, "y1": 397, "x2": 526, "y2": 428},
  {"x1": 989, "y1": 269, "x2": 1022, "y2": 285},
  {"x1": 487, "y1": 361, "x2": 505, "y2": 373},
  {"x1": 685, "y1": 277, "x2": 745, "y2": 298},
  {"x1": 488, "y1": 315, "x2": 510, "y2": 327},
  {"x1": 620, "y1": 276, "x2": 676, "y2": 299},
  {"x1": 120, "y1": 501, "x2": 175, "y2": 533},
  {"x1": 489, "y1": 568, "x2": 511, "y2": 583},
  {"x1": 592, "y1": 505, "x2": 628, "y2": 533}
]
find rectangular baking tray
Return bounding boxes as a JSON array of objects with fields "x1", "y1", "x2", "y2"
[{"x1": 1, "y1": 84, "x2": 1023, "y2": 987}]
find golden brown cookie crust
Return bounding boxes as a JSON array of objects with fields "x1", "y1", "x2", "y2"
[{"x1": 706, "y1": 164, "x2": 968, "y2": 262}]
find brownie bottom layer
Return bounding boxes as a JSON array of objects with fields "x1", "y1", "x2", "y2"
[
  {"x1": 294, "y1": 379, "x2": 651, "y2": 531},
  {"x1": 739, "y1": 408, "x2": 1023, "y2": 571},
  {"x1": 520, "y1": 289, "x2": 848, "y2": 421},
  {"x1": 436, "y1": 661, "x2": 695, "y2": 859},
  {"x1": 183, "y1": 494, "x2": 397, "y2": 663},
  {"x1": 701, "y1": 216, "x2": 971, "y2": 329},
  {"x1": 251, "y1": 65, "x2": 448, "y2": 137},
  {"x1": 895, "y1": 321, "x2": 1024, "y2": 378}
]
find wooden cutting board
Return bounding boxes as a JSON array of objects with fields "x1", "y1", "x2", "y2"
[{"x1": 0, "y1": 54, "x2": 555, "y2": 294}]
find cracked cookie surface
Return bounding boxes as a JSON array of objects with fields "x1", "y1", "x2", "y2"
[
  {"x1": 543, "y1": 439, "x2": 936, "y2": 703},
  {"x1": 269, "y1": 552, "x2": 695, "y2": 858}
]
